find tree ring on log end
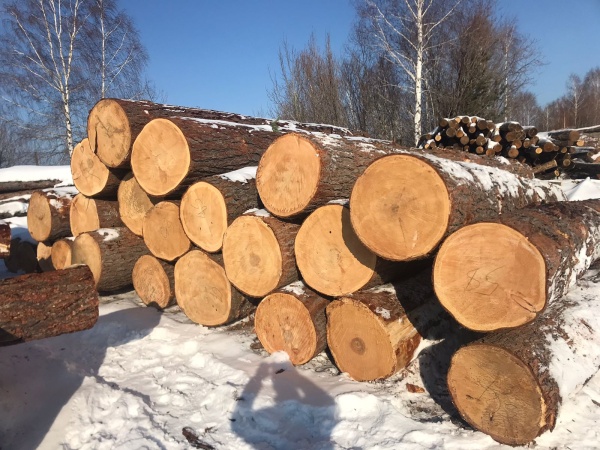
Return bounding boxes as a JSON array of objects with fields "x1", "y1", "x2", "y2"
[
  {"x1": 295, "y1": 204, "x2": 377, "y2": 297},
  {"x1": 181, "y1": 181, "x2": 228, "y2": 252},
  {"x1": 255, "y1": 292, "x2": 318, "y2": 365},
  {"x1": 350, "y1": 154, "x2": 450, "y2": 261},
  {"x1": 71, "y1": 233, "x2": 103, "y2": 287},
  {"x1": 27, "y1": 191, "x2": 53, "y2": 242},
  {"x1": 174, "y1": 250, "x2": 233, "y2": 326},
  {"x1": 87, "y1": 99, "x2": 132, "y2": 167},
  {"x1": 118, "y1": 172, "x2": 155, "y2": 236},
  {"x1": 131, "y1": 118, "x2": 191, "y2": 196},
  {"x1": 142, "y1": 201, "x2": 190, "y2": 262},
  {"x1": 448, "y1": 344, "x2": 546, "y2": 446},
  {"x1": 433, "y1": 223, "x2": 545, "y2": 331},
  {"x1": 256, "y1": 133, "x2": 321, "y2": 217},
  {"x1": 222, "y1": 216, "x2": 283, "y2": 297},
  {"x1": 70, "y1": 138, "x2": 111, "y2": 196},
  {"x1": 70, "y1": 194, "x2": 100, "y2": 237},
  {"x1": 326, "y1": 298, "x2": 396, "y2": 381},
  {"x1": 133, "y1": 255, "x2": 171, "y2": 309}
]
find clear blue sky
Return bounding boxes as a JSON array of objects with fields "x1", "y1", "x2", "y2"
[{"x1": 123, "y1": 0, "x2": 600, "y2": 116}]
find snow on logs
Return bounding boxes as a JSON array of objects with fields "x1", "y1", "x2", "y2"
[
  {"x1": 26, "y1": 189, "x2": 75, "y2": 242},
  {"x1": 434, "y1": 200, "x2": 600, "y2": 332},
  {"x1": 70, "y1": 194, "x2": 122, "y2": 237},
  {"x1": 0, "y1": 265, "x2": 98, "y2": 344},
  {"x1": 142, "y1": 201, "x2": 190, "y2": 262},
  {"x1": 254, "y1": 281, "x2": 328, "y2": 365},
  {"x1": 349, "y1": 152, "x2": 566, "y2": 261},
  {"x1": 132, "y1": 254, "x2": 175, "y2": 309}
]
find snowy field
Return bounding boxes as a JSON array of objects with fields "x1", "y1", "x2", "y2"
[{"x1": 1, "y1": 170, "x2": 600, "y2": 449}]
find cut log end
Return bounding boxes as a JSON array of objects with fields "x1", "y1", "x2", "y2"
[
  {"x1": 433, "y1": 222, "x2": 545, "y2": 331},
  {"x1": 295, "y1": 204, "x2": 377, "y2": 297},
  {"x1": 448, "y1": 344, "x2": 546, "y2": 446},
  {"x1": 132, "y1": 255, "x2": 173, "y2": 309},
  {"x1": 180, "y1": 181, "x2": 228, "y2": 252},
  {"x1": 350, "y1": 154, "x2": 450, "y2": 261},
  {"x1": 131, "y1": 118, "x2": 190, "y2": 196},
  {"x1": 51, "y1": 239, "x2": 73, "y2": 270},
  {"x1": 71, "y1": 233, "x2": 102, "y2": 287},
  {"x1": 70, "y1": 194, "x2": 100, "y2": 237},
  {"x1": 256, "y1": 133, "x2": 321, "y2": 217},
  {"x1": 27, "y1": 191, "x2": 53, "y2": 242},
  {"x1": 118, "y1": 172, "x2": 155, "y2": 236},
  {"x1": 88, "y1": 98, "x2": 133, "y2": 167},
  {"x1": 36, "y1": 241, "x2": 54, "y2": 272},
  {"x1": 70, "y1": 138, "x2": 112, "y2": 196},
  {"x1": 143, "y1": 201, "x2": 190, "y2": 261}
]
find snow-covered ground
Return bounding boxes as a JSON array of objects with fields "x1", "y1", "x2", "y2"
[{"x1": 1, "y1": 175, "x2": 600, "y2": 449}]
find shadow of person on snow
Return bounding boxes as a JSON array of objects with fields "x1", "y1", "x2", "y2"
[
  {"x1": 232, "y1": 359, "x2": 337, "y2": 450},
  {"x1": 0, "y1": 302, "x2": 161, "y2": 450}
]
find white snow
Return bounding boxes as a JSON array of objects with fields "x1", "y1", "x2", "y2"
[
  {"x1": 327, "y1": 199, "x2": 349, "y2": 206},
  {"x1": 0, "y1": 165, "x2": 73, "y2": 186},
  {"x1": 280, "y1": 280, "x2": 307, "y2": 297},
  {"x1": 564, "y1": 177, "x2": 600, "y2": 200},
  {"x1": 375, "y1": 306, "x2": 391, "y2": 320},
  {"x1": 244, "y1": 208, "x2": 271, "y2": 217},
  {"x1": 96, "y1": 228, "x2": 120, "y2": 242},
  {"x1": 0, "y1": 199, "x2": 28, "y2": 217},
  {"x1": 218, "y1": 166, "x2": 257, "y2": 184}
]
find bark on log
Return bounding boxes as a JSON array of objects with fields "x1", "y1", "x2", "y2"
[
  {"x1": 180, "y1": 167, "x2": 260, "y2": 252},
  {"x1": 448, "y1": 269, "x2": 600, "y2": 445},
  {"x1": 0, "y1": 196, "x2": 29, "y2": 220},
  {"x1": 350, "y1": 152, "x2": 566, "y2": 261},
  {"x1": 567, "y1": 161, "x2": 600, "y2": 177},
  {"x1": 70, "y1": 194, "x2": 123, "y2": 237},
  {"x1": 174, "y1": 249, "x2": 256, "y2": 326},
  {"x1": 130, "y1": 117, "x2": 277, "y2": 196},
  {"x1": 132, "y1": 254, "x2": 175, "y2": 309},
  {"x1": 254, "y1": 281, "x2": 328, "y2": 365},
  {"x1": 546, "y1": 129, "x2": 580, "y2": 142},
  {"x1": 0, "y1": 265, "x2": 98, "y2": 345},
  {"x1": 4, "y1": 239, "x2": 38, "y2": 274},
  {"x1": 51, "y1": 237, "x2": 74, "y2": 270},
  {"x1": 27, "y1": 189, "x2": 74, "y2": 242},
  {"x1": 142, "y1": 201, "x2": 190, "y2": 261},
  {"x1": 0, "y1": 179, "x2": 61, "y2": 195},
  {"x1": 36, "y1": 241, "x2": 54, "y2": 271},
  {"x1": 0, "y1": 220, "x2": 10, "y2": 259},
  {"x1": 117, "y1": 172, "x2": 158, "y2": 236},
  {"x1": 433, "y1": 200, "x2": 600, "y2": 332},
  {"x1": 71, "y1": 227, "x2": 148, "y2": 293},
  {"x1": 70, "y1": 138, "x2": 127, "y2": 197},
  {"x1": 222, "y1": 210, "x2": 299, "y2": 298}
]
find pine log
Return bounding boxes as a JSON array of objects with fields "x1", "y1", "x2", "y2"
[
  {"x1": 0, "y1": 220, "x2": 10, "y2": 259},
  {"x1": 0, "y1": 265, "x2": 98, "y2": 345},
  {"x1": 433, "y1": 200, "x2": 600, "y2": 332},
  {"x1": 4, "y1": 239, "x2": 38, "y2": 274},
  {"x1": 71, "y1": 227, "x2": 149, "y2": 292},
  {"x1": 26, "y1": 189, "x2": 74, "y2": 242},
  {"x1": 70, "y1": 194, "x2": 122, "y2": 237},
  {"x1": 222, "y1": 210, "x2": 299, "y2": 298},
  {"x1": 174, "y1": 249, "x2": 255, "y2": 326},
  {"x1": 142, "y1": 201, "x2": 190, "y2": 261},
  {"x1": 349, "y1": 153, "x2": 566, "y2": 261},
  {"x1": 546, "y1": 129, "x2": 580, "y2": 142},
  {"x1": 131, "y1": 117, "x2": 278, "y2": 197},
  {"x1": 36, "y1": 241, "x2": 54, "y2": 271},
  {"x1": 117, "y1": 172, "x2": 158, "y2": 236},
  {"x1": 180, "y1": 167, "x2": 260, "y2": 252},
  {"x1": 448, "y1": 270, "x2": 600, "y2": 446},
  {"x1": 51, "y1": 237, "x2": 74, "y2": 270},
  {"x1": 70, "y1": 138, "x2": 127, "y2": 197},
  {"x1": 254, "y1": 281, "x2": 328, "y2": 365},
  {"x1": 567, "y1": 161, "x2": 600, "y2": 177},
  {"x1": 0, "y1": 179, "x2": 62, "y2": 194},
  {"x1": 132, "y1": 254, "x2": 175, "y2": 309}
]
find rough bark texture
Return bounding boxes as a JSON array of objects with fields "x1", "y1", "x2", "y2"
[
  {"x1": 0, "y1": 265, "x2": 98, "y2": 345},
  {"x1": 0, "y1": 220, "x2": 10, "y2": 259},
  {"x1": 0, "y1": 180, "x2": 62, "y2": 194},
  {"x1": 4, "y1": 239, "x2": 38, "y2": 274},
  {"x1": 71, "y1": 227, "x2": 149, "y2": 293},
  {"x1": 132, "y1": 254, "x2": 176, "y2": 309},
  {"x1": 117, "y1": 172, "x2": 158, "y2": 236},
  {"x1": 51, "y1": 238, "x2": 74, "y2": 270},
  {"x1": 36, "y1": 241, "x2": 54, "y2": 271},
  {"x1": 27, "y1": 189, "x2": 75, "y2": 242},
  {"x1": 70, "y1": 194, "x2": 123, "y2": 237}
]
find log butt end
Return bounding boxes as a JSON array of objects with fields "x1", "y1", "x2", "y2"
[
  {"x1": 133, "y1": 255, "x2": 173, "y2": 309},
  {"x1": 70, "y1": 138, "x2": 111, "y2": 196},
  {"x1": 70, "y1": 194, "x2": 100, "y2": 238},
  {"x1": 88, "y1": 98, "x2": 132, "y2": 167},
  {"x1": 51, "y1": 239, "x2": 74, "y2": 270},
  {"x1": 71, "y1": 233, "x2": 102, "y2": 287},
  {"x1": 143, "y1": 202, "x2": 190, "y2": 262},
  {"x1": 27, "y1": 191, "x2": 53, "y2": 242},
  {"x1": 118, "y1": 172, "x2": 155, "y2": 236}
]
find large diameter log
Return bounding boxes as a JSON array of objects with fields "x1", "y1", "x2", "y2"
[
  {"x1": 180, "y1": 167, "x2": 260, "y2": 252},
  {"x1": 27, "y1": 189, "x2": 75, "y2": 242},
  {"x1": 222, "y1": 210, "x2": 299, "y2": 298},
  {"x1": 295, "y1": 204, "x2": 421, "y2": 297},
  {"x1": 36, "y1": 241, "x2": 54, "y2": 271},
  {"x1": 142, "y1": 201, "x2": 190, "y2": 261},
  {"x1": 254, "y1": 281, "x2": 328, "y2": 365},
  {"x1": 447, "y1": 270, "x2": 600, "y2": 446},
  {"x1": 350, "y1": 153, "x2": 566, "y2": 261},
  {"x1": 433, "y1": 200, "x2": 600, "y2": 332},
  {"x1": 4, "y1": 239, "x2": 38, "y2": 274},
  {"x1": 70, "y1": 138, "x2": 127, "y2": 197},
  {"x1": 117, "y1": 172, "x2": 157, "y2": 236},
  {"x1": 70, "y1": 194, "x2": 122, "y2": 237},
  {"x1": 131, "y1": 117, "x2": 277, "y2": 197},
  {"x1": 132, "y1": 254, "x2": 175, "y2": 309},
  {"x1": 51, "y1": 237, "x2": 74, "y2": 270},
  {"x1": 0, "y1": 220, "x2": 10, "y2": 259},
  {"x1": 71, "y1": 227, "x2": 148, "y2": 292},
  {"x1": 0, "y1": 265, "x2": 98, "y2": 345},
  {"x1": 174, "y1": 250, "x2": 255, "y2": 326}
]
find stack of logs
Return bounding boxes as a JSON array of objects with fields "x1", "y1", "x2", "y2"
[
  {"x1": 3, "y1": 98, "x2": 600, "y2": 446},
  {"x1": 418, "y1": 116, "x2": 600, "y2": 178}
]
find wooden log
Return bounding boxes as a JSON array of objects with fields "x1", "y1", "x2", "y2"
[
  {"x1": 433, "y1": 200, "x2": 600, "y2": 332},
  {"x1": 132, "y1": 254, "x2": 175, "y2": 309},
  {"x1": 0, "y1": 179, "x2": 61, "y2": 195},
  {"x1": 142, "y1": 201, "x2": 190, "y2": 261},
  {"x1": 131, "y1": 117, "x2": 277, "y2": 197},
  {"x1": 0, "y1": 265, "x2": 98, "y2": 345},
  {"x1": 4, "y1": 239, "x2": 38, "y2": 274},
  {"x1": 349, "y1": 152, "x2": 565, "y2": 261},
  {"x1": 566, "y1": 161, "x2": 600, "y2": 177},
  {"x1": 180, "y1": 167, "x2": 260, "y2": 252},
  {"x1": 70, "y1": 138, "x2": 127, "y2": 197},
  {"x1": 0, "y1": 195, "x2": 29, "y2": 220},
  {"x1": 51, "y1": 237, "x2": 74, "y2": 270},
  {"x1": 0, "y1": 220, "x2": 10, "y2": 259},
  {"x1": 254, "y1": 281, "x2": 328, "y2": 365},
  {"x1": 69, "y1": 194, "x2": 122, "y2": 237},
  {"x1": 546, "y1": 129, "x2": 580, "y2": 142},
  {"x1": 71, "y1": 227, "x2": 148, "y2": 293},
  {"x1": 222, "y1": 210, "x2": 299, "y2": 298},
  {"x1": 448, "y1": 270, "x2": 600, "y2": 445},
  {"x1": 117, "y1": 172, "x2": 158, "y2": 236},
  {"x1": 36, "y1": 241, "x2": 54, "y2": 271},
  {"x1": 532, "y1": 159, "x2": 558, "y2": 175},
  {"x1": 174, "y1": 249, "x2": 255, "y2": 326},
  {"x1": 26, "y1": 189, "x2": 74, "y2": 242}
]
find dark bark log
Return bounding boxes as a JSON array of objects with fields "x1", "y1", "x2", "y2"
[
  {"x1": 4, "y1": 239, "x2": 38, "y2": 274},
  {"x1": 0, "y1": 220, "x2": 10, "y2": 259},
  {"x1": 566, "y1": 161, "x2": 600, "y2": 177},
  {"x1": 0, "y1": 180, "x2": 62, "y2": 194},
  {"x1": 546, "y1": 129, "x2": 580, "y2": 142},
  {"x1": 27, "y1": 189, "x2": 74, "y2": 242}
]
